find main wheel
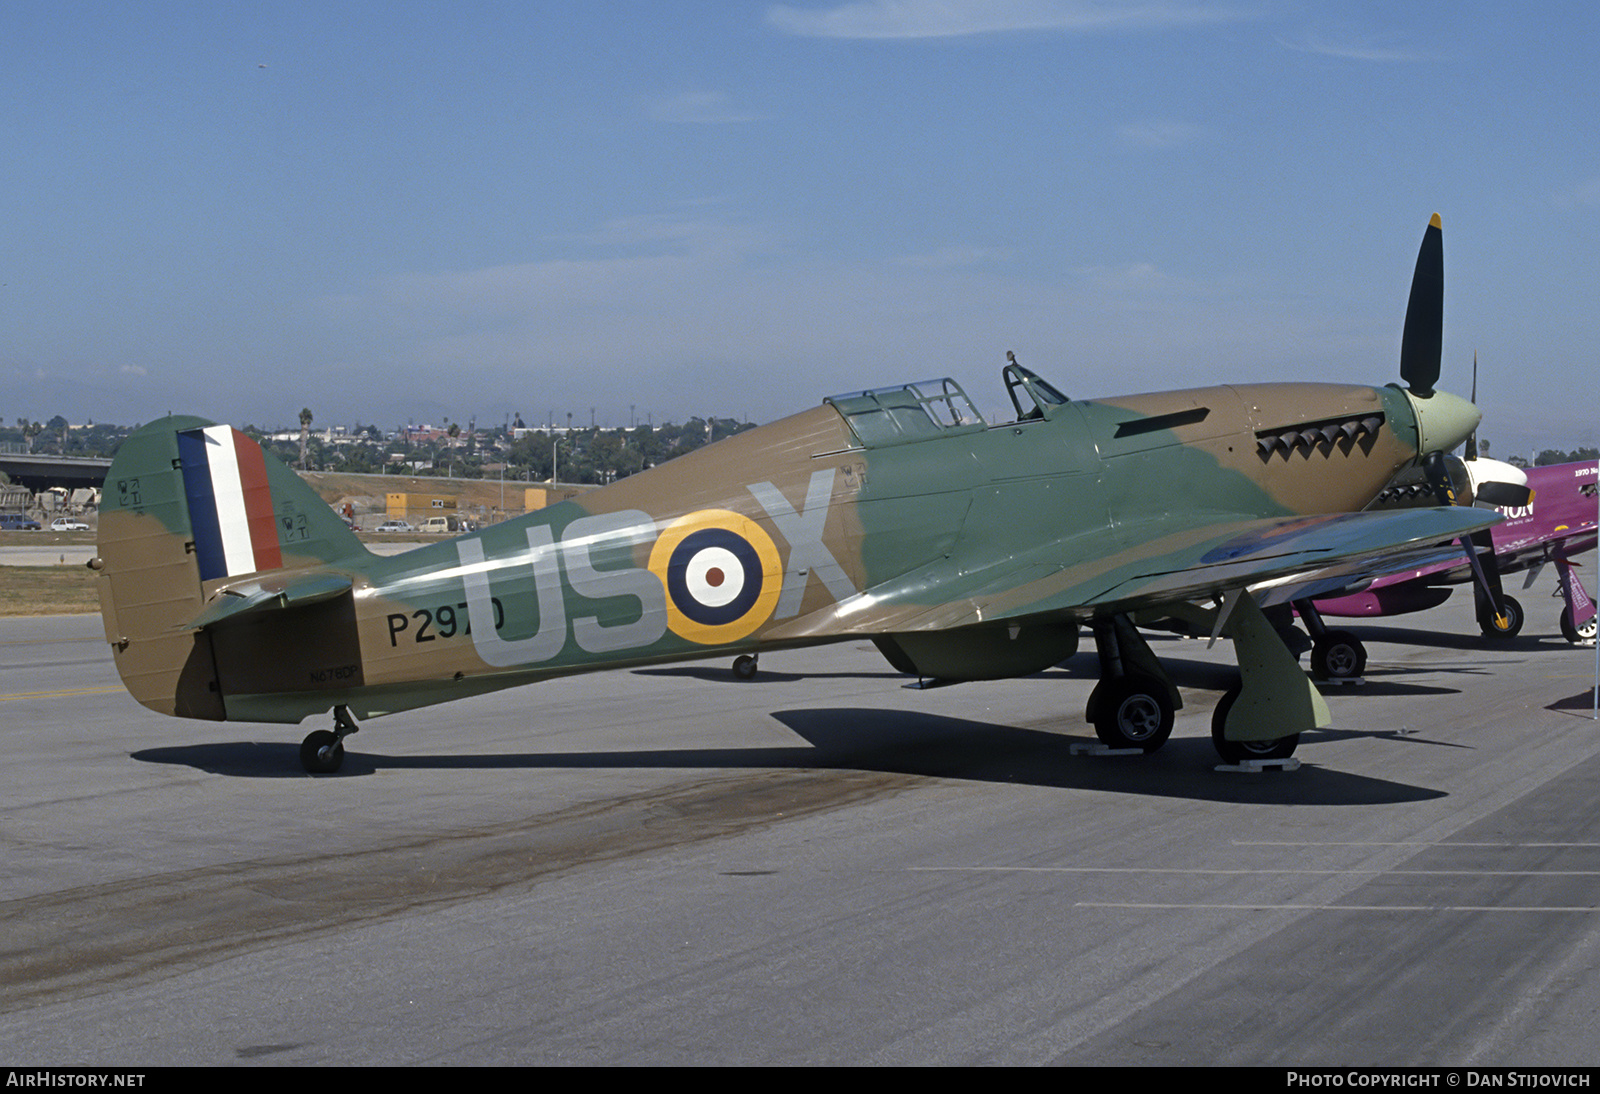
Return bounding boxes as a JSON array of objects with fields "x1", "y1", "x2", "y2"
[
  {"x1": 1478, "y1": 594, "x2": 1524, "y2": 638},
  {"x1": 1310, "y1": 630, "x2": 1366, "y2": 680},
  {"x1": 1092, "y1": 675, "x2": 1174, "y2": 752},
  {"x1": 1210, "y1": 685, "x2": 1300, "y2": 763},
  {"x1": 1559, "y1": 607, "x2": 1597, "y2": 645},
  {"x1": 299, "y1": 730, "x2": 344, "y2": 774},
  {"x1": 731, "y1": 654, "x2": 758, "y2": 680}
]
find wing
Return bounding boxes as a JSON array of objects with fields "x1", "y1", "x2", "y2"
[
  {"x1": 1497, "y1": 528, "x2": 1598, "y2": 574},
  {"x1": 765, "y1": 507, "x2": 1498, "y2": 640}
]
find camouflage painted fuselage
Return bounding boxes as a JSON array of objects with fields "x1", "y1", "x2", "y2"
[{"x1": 96, "y1": 375, "x2": 1470, "y2": 725}]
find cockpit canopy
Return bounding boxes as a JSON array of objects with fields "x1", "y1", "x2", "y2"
[
  {"x1": 825, "y1": 362, "x2": 1072, "y2": 448},
  {"x1": 825, "y1": 378, "x2": 987, "y2": 448}
]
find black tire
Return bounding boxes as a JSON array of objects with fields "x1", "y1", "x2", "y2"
[
  {"x1": 1478, "y1": 594, "x2": 1524, "y2": 639},
  {"x1": 1210, "y1": 684, "x2": 1300, "y2": 763},
  {"x1": 1559, "y1": 607, "x2": 1597, "y2": 645},
  {"x1": 1310, "y1": 630, "x2": 1366, "y2": 680},
  {"x1": 731, "y1": 654, "x2": 758, "y2": 680},
  {"x1": 299, "y1": 730, "x2": 344, "y2": 774},
  {"x1": 1092, "y1": 675, "x2": 1174, "y2": 752}
]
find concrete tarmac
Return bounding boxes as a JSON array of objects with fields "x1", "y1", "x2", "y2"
[{"x1": 2, "y1": 598, "x2": 1599, "y2": 1065}]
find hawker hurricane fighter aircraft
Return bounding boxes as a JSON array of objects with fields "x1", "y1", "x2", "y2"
[{"x1": 95, "y1": 216, "x2": 1495, "y2": 773}]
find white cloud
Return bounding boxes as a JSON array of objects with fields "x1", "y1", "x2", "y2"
[
  {"x1": 1279, "y1": 31, "x2": 1433, "y2": 63},
  {"x1": 1118, "y1": 119, "x2": 1206, "y2": 149},
  {"x1": 647, "y1": 91, "x2": 768, "y2": 124},
  {"x1": 767, "y1": 0, "x2": 1239, "y2": 40}
]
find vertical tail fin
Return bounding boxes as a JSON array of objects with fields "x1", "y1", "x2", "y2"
[{"x1": 96, "y1": 416, "x2": 370, "y2": 718}]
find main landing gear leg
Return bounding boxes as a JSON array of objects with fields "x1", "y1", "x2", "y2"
[
  {"x1": 1293, "y1": 599, "x2": 1367, "y2": 680},
  {"x1": 300, "y1": 704, "x2": 359, "y2": 774},
  {"x1": 1085, "y1": 614, "x2": 1180, "y2": 752},
  {"x1": 1555, "y1": 556, "x2": 1597, "y2": 645},
  {"x1": 1213, "y1": 591, "x2": 1328, "y2": 763}
]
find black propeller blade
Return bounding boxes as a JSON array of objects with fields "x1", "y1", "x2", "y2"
[
  {"x1": 1400, "y1": 214, "x2": 1444, "y2": 397},
  {"x1": 1473, "y1": 480, "x2": 1535, "y2": 508},
  {"x1": 1420, "y1": 451, "x2": 1460, "y2": 505},
  {"x1": 1464, "y1": 351, "x2": 1478, "y2": 459}
]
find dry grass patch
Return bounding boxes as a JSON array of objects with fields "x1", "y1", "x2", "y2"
[{"x1": 0, "y1": 566, "x2": 100, "y2": 616}]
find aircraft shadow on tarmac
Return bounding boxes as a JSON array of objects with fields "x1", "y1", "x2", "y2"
[
  {"x1": 132, "y1": 706, "x2": 1446, "y2": 806},
  {"x1": 1337, "y1": 622, "x2": 1571, "y2": 654},
  {"x1": 642, "y1": 646, "x2": 1474, "y2": 697},
  {"x1": 629, "y1": 665, "x2": 889, "y2": 684},
  {"x1": 1551, "y1": 689, "x2": 1600, "y2": 717},
  {"x1": 1152, "y1": 652, "x2": 1468, "y2": 698}
]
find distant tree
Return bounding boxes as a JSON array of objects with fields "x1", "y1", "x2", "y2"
[{"x1": 1534, "y1": 447, "x2": 1599, "y2": 466}]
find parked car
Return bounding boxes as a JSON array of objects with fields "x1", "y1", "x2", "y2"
[
  {"x1": 49, "y1": 517, "x2": 90, "y2": 532},
  {"x1": 374, "y1": 519, "x2": 416, "y2": 533},
  {"x1": 420, "y1": 516, "x2": 457, "y2": 534},
  {"x1": 0, "y1": 513, "x2": 41, "y2": 530}
]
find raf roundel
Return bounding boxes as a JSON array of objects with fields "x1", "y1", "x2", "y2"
[{"x1": 649, "y1": 509, "x2": 782, "y2": 644}]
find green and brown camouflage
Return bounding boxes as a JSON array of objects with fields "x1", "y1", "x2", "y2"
[
  {"x1": 92, "y1": 216, "x2": 1497, "y2": 769},
  {"x1": 95, "y1": 373, "x2": 1485, "y2": 713}
]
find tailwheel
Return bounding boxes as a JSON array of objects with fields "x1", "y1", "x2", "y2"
[
  {"x1": 1310, "y1": 630, "x2": 1366, "y2": 680},
  {"x1": 1092, "y1": 674, "x2": 1174, "y2": 752},
  {"x1": 731, "y1": 653, "x2": 759, "y2": 680},
  {"x1": 1478, "y1": 594, "x2": 1523, "y2": 638},
  {"x1": 300, "y1": 704, "x2": 359, "y2": 774},
  {"x1": 299, "y1": 730, "x2": 344, "y2": 774},
  {"x1": 1211, "y1": 685, "x2": 1300, "y2": 763},
  {"x1": 1560, "y1": 607, "x2": 1597, "y2": 645}
]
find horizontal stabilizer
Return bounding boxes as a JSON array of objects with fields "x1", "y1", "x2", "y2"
[{"x1": 185, "y1": 572, "x2": 356, "y2": 630}]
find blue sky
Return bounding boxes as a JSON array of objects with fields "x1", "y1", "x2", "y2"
[{"x1": 4, "y1": 1, "x2": 1596, "y2": 456}]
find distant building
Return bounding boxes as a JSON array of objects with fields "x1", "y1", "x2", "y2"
[{"x1": 386, "y1": 492, "x2": 459, "y2": 521}]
